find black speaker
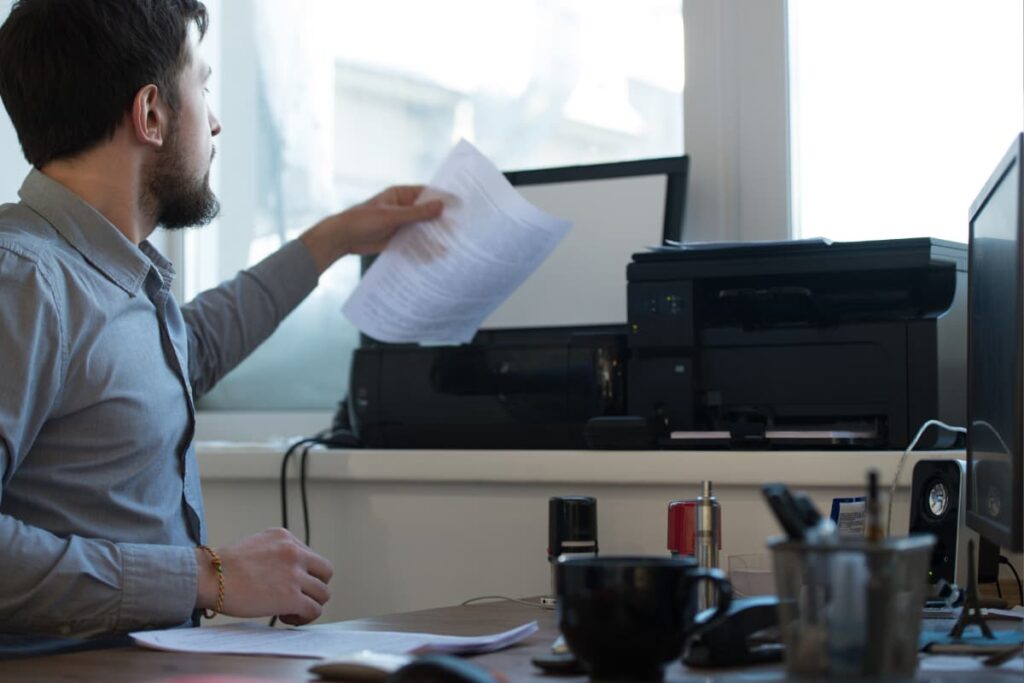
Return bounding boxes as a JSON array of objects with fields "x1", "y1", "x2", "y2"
[{"x1": 910, "y1": 459, "x2": 1001, "y2": 590}]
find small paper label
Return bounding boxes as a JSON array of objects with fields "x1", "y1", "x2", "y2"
[{"x1": 830, "y1": 496, "x2": 866, "y2": 538}]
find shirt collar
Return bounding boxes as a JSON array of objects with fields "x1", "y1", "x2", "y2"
[{"x1": 17, "y1": 168, "x2": 166, "y2": 296}]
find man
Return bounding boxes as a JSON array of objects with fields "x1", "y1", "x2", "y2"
[{"x1": 0, "y1": 0, "x2": 442, "y2": 637}]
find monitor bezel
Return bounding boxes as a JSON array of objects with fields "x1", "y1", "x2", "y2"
[
  {"x1": 966, "y1": 132, "x2": 1024, "y2": 552},
  {"x1": 503, "y1": 155, "x2": 689, "y2": 245},
  {"x1": 359, "y1": 155, "x2": 689, "y2": 347}
]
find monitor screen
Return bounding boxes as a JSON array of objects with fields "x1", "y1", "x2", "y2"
[
  {"x1": 966, "y1": 132, "x2": 1024, "y2": 552},
  {"x1": 481, "y1": 156, "x2": 687, "y2": 329}
]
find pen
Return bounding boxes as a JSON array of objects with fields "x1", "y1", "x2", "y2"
[
  {"x1": 761, "y1": 483, "x2": 807, "y2": 540},
  {"x1": 792, "y1": 491, "x2": 822, "y2": 527},
  {"x1": 864, "y1": 468, "x2": 886, "y2": 675},
  {"x1": 865, "y1": 469, "x2": 884, "y2": 542}
]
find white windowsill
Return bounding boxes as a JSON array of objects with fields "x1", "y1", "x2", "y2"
[{"x1": 194, "y1": 441, "x2": 964, "y2": 488}]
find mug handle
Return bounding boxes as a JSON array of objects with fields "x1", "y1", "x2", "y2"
[{"x1": 681, "y1": 567, "x2": 734, "y2": 637}]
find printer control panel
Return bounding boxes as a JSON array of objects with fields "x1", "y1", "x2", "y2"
[{"x1": 628, "y1": 281, "x2": 694, "y2": 349}]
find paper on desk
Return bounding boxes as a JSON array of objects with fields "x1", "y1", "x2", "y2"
[
  {"x1": 919, "y1": 654, "x2": 1023, "y2": 673},
  {"x1": 342, "y1": 139, "x2": 572, "y2": 344},
  {"x1": 130, "y1": 620, "x2": 538, "y2": 659}
]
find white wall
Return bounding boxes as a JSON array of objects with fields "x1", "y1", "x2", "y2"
[{"x1": 197, "y1": 446, "x2": 1024, "y2": 623}]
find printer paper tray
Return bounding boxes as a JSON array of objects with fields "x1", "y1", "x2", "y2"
[{"x1": 666, "y1": 426, "x2": 880, "y2": 448}]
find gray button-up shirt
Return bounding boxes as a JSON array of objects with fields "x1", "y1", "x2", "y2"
[{"x1": 0, "y1": 170, "x2": 319, "y2": 637}]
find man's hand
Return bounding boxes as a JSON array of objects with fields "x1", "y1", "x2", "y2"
[
  {"x1": 195, "y1": 528, "x2": 334, "y2": 625},
  {"x1": 300, "y1": 185, "x2": 444, "y2": 274}
]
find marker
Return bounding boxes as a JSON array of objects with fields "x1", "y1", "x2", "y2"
[{"x1": 865, "y1": 469, "x2": 884, "y2": 542}]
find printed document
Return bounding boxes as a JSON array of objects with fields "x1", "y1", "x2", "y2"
[
  {"x1": 131, "y1": 620, "x2": 538, "y2": 659},
  {"x1": 342, "y1": 139, "x2": 572, "y2": 343}
]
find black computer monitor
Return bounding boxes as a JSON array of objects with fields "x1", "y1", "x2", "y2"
[{"x1": 966, "y1": 132, "x2": 1024, "y2": 552}]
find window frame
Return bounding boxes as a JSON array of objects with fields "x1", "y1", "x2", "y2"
[{"x1": 192, "y1": 0, "x2": 793, "y2": 440}]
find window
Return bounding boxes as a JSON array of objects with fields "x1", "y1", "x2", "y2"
[
  {"x1": 789, "y1": 0, "x2": 1024, "y2": 243},
  {"x1": 191, "y1": 0, "x2": 684, "y2": 411}
]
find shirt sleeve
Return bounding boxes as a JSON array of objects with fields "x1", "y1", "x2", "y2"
[
  {"x1": 182, "y1": 238, "x2": 320, "y2": 401},
  {"x1": 0, "y1": 246, "x2": 198, "y2": 637}
]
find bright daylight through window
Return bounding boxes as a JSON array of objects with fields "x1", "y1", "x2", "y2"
[
  {"x1": 789, "y1": 0, "x2": 1023, "y2": 244},
  {"x1": 190, "y1": 0, "x2": 684, "y2": 411}
]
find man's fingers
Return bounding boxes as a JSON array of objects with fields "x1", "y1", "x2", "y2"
[
  {"x1": 370, "y1": 184, "x2": 424, "y2": 206},
  {"x1": 390, "y1": 201, "x2": 443, "y2": 225},
  {"x1": 278, "y1": 611, "x2": 311, "y2": 626},
  {"x1": 391, "y1": 185, "x2": 427, "y2": 205},
  {"x1": 300, "y1": 574, "x2": 331, "y2": 606},
  {"x1": 280, "y1": 595, "x2": 323, "y2": 625},
  {"x1": 304, "y1": 551, "x2": 334, "y2": 583}
]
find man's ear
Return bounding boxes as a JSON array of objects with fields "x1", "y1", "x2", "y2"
[{"x1": 130, "y1": 84, "x2": 170, "y2": 148}]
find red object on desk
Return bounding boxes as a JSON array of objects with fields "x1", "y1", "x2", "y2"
[{"x1": 668, "y1": 500, "x2": 721, "y2": 556}]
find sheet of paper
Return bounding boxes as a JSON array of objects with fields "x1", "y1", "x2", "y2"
[
  {"x1": 342, "y1": 139, "x2": 572, "y2": 344},
  {"x1": 130, "y1": 620, "x2": 538, "y2": 659},
  {"x1": 918, "y1": 653, "x2": 1023, "y2": 673}
]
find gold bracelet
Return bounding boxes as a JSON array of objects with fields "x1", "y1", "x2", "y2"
[{"x1": 197, "y1": 544, "x2": 225, "y2": 619}]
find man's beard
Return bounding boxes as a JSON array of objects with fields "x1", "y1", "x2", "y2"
[{"x1": 147, "y1": 123, "x2": 220, "y2": 230}]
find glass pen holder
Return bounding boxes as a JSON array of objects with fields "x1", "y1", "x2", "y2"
[{"x1": 768, "y1": 534, "x2": 935, "y2": 681}]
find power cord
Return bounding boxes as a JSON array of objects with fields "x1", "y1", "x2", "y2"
[
  {"x1": 299, "y1": 442, "x2": 313, "y2": 545},
  {"x1": 886, "y1": 419, "x2": 966, "y2": 537},
  {"x1": 999, "y1": 555, "x2": 1024, "y2": 606},
  {"x1": 279, "y1": 426, "x2": 362, "y2": 542},
  {"x1": 270, "y1": 435, "x2": 326, "y2": 628},
  {"x1": 269, "y1": 410, "x2": 361, "y2": 627},
  {"x1": 279, "y1": 435, "x2": 325, "y2": 535},
  {"x1": 292, "y1": 425, "x2": 361, "y2": 543}
]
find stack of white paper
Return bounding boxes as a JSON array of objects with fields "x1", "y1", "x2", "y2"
[
  {"x1": 130, "y1": 620, "x2": 538, "y2": 659},
  {"x1": 342, "y1": 139, "x2": 572, "y2": 344}
]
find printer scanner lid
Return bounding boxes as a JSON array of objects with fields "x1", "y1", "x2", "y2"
[{"x1": 629, "y1": 237, "x2": 966, "y2": 281}]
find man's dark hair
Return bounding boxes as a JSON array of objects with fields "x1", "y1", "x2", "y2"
[{"x1": 0, "y1": 0, "x2": 209, "y2": 168}]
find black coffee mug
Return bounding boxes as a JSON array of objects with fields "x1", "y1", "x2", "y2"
[{"x1": 556, "y1": 556, "x2": 733, "y2": 681}]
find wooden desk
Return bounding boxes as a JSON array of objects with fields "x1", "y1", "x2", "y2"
[
  {"x1": 2, "y1": 600, "x2": 1020, "y2": 683},
  {"x1": 0, "y1": 601, "x2": 550, "y2": 683}
]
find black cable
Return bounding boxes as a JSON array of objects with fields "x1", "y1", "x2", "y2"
[
  {"x1": 296, "y1": 429, "x2": 360, "y2": 546},
  {"x1": 270, "y1": 434, "x2": 325, "y2": 628},
  {"x1": 270, "y1": 428, "x2": 360, "y2": 627},
  {"x1": 279, "y1": 429, "x2": 359, "y2": 537},
  {"x1": 299, "y1": 442, "x2": 313, "y2": 546},
  {"x1": 278, "y1": 437, "x2": 320, "y2": 529},
  {"x1": 995, "y1": 578, "x2": 1003, "y2": 599},
  {"x1": 999, "y1": 555, "x2": 1024, "y2": 607}
]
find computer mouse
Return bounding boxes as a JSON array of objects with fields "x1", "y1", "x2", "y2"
[
  {"x1": 386, "y1": 654, "x2": 505, "y2": 683},
  {"x1": 309, "y1": 650, "x2": 412, "y2": 681},
  {"x1": 529, "y1": 651, "x2": 583, "y2": 675}
]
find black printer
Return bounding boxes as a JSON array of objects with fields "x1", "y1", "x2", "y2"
[
  {"x1": 347, "y1": 238, "x2": 966, "y2": 451},
  {"x1": 348, "y1": 326, "x2": 627, "y2": 448},
  {"x1": 623, "y1": 237, "x2": 967, "y2": 449}
]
